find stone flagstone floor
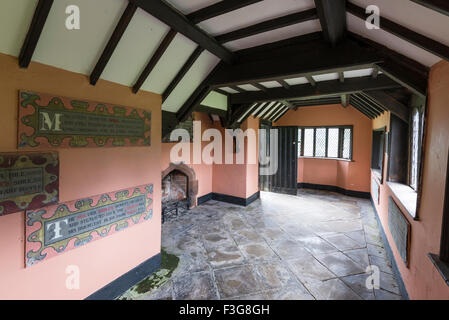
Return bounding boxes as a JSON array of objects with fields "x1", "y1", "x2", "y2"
[{"x1": 126, "y1": 189, "x2": 403, "y2": 300}]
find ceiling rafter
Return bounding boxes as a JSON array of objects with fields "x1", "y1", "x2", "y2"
[
  {"x1": 350, "y1": 99, "x2": 375, "y2": 119},
  {"x1": 186, "y1": 0, "x2": 264, "y2": 24},
  {"x1": 278, "y1": 80, "x2": 291, "y2": 90},
  {"x1": 162, "y1": 47, "x2": 205, "y2": 102},
  {"x1": 19, "y1": 0, "x2": 54, "y2": 68},
  {"x1": 252, "y1": 83, "x2": 268, "y2": 91},
  {"x1": 215, "y1": 9, "x2": 318, "y2": 44},
  {"x1": 90, "y1": 3, "x2": 137, "y2": 85},
  {"x1": 314, "y1": 0, "x2": 347, "y2": 46},
  {"x1": 350, "y1": 94, "x2": 381, "y2": 117},
  {"x1": 229, "y1": 75, "x2": 401, "y2": 104},
  {"x1": 272, "y1": 107, "x2": 290, "y2": 122},
  {"x1": 363, "y1": 90, "x2": 410, "y2": 123},
  {"x1": 347, "y1": 2, "x2": 449, "y2": 62},
  {"x1": 130, "y1": 0, "x2": 233, "y2": 63},
  {"x1": 133, "y1": 29, "x2": 177, "y2": 93},
  {"x1": 269, "y1": 105, "x2": 288, "y2": 121}
]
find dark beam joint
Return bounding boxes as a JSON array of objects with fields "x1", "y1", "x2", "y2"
[
  {"x1": 314, "y1": 0, "x2": 347, "y2": 46},
  {"x1": 363, "y1": 90, "x2": 410, "y2": 123},
  {"x1": 19, "y1": 0, "x2": 54, "y2": 68},
  {"x1": 130, "y1": 0, "x2": 233, "y2": 63}
]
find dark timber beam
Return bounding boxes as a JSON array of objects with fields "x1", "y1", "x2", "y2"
[
  {"x1": 209, "y1": 38, "x2": 381, "y2": 87},
  {"x1": 347, "y1": 2, "x2": 449, "y2": 62},
  {"x1": 306, "y1": 75, "x2": 316, "y2": 86},
  {"x1": 187, "y1": 0, "x2": 264, "y2": 24},
  {"x1": 348, "y1": 32, "x2": 429, "y2": 97},
  {"x1": 133, "y1": 29, "x2": 177, "y2": 93},
  {"x1": 278, "y1": 80, "x2": 291, "y2": 90},
  {"x1": 229, "y1": 75, "x2": 401, "y2": 104},
  {"x1": 314, "y1": 0, "x2": 347, "y2": 46},
  {"x1": 341, "y1": 94, "x2": 349, "y2": 107},
  {"x1": 273, "y1": 107, "x2": 290, "y2": 122},
  {"x1": 363, "y1": 90, "x2": 410, "y2": 123},
  {"x1": 130, "y1": 0, "x2": 233, "y2": 63},
  {"x1": 163, "y1": 47, "x2": 204, "y2": 102},
  {"x1": 19, "y1": 0, "x2": 54, "y2": 68},
  {"x1": 215, "y1": 9, "x2": 318, "y2": 44},
  {"x1": 90, "y1": 3, "x2": 137, "y2": 85},
  {"x1": 409, "y1": 0, "x2": 449, "y2": 17},
  {"x1": 252, "y1": 83, "x2": 268, "y2": 91}
]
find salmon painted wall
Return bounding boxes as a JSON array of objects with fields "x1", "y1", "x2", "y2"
[
  {"x1": 161, "y1": 112, "x2": 214, "y2": 200},
  {"x1": 212, "y1": 116, "x2": 260, "y2": 199},
  {"x1": 275, "y1": 104, "x2": 372, "y2": 192},
  {"x1": 371, "y1": 61, "x2": 449, "y2": 299},
  {"x1": 0, "y1": 54, "x2": 162, "y2": 299}
]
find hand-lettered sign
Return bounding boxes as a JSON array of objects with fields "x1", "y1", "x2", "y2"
[
  {"x1": 18, "y1": 91, "x2": 151, "y2": 148},
  {"x1": 0, "y1": 153, "x2": 59, "y2": 216},
  {"x1": 25, "y1": 184, "x2": 153, "y2": 267}
]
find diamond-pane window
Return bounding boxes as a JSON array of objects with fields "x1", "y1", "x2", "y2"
[
  {"x1": 342, "y1": 128, "x2": 351, "y2": 159},
  {"x1": 298, "y1": 129, "x2": 302, "y2": 157},
  {"x1": 304, "y1": 129, "x2": 314, "y2": 157},
  {"x1": 315, "y1": 128, "x2": 326, "y2": 157},
  {"x1": 327, "y1": 128, "x2": 339, "y2": 158}
]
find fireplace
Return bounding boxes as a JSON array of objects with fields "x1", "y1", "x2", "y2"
[{"x1": 161, "y1": 163, "x2": 198, "y2": 222}]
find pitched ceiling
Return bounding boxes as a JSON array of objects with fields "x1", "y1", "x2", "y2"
[{"x1": 0, "y1": 0, "x2": 447, "y2": 118}]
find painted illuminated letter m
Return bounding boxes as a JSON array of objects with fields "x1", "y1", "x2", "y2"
[{"x1": 40, "y1": 112, "x2": 63, "y2": 132}]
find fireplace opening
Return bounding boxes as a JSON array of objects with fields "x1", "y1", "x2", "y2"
[{"x1": 161, "y1": 163, "x2": 198, "y2": 223}]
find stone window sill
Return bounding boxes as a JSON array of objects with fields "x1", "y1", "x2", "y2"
[
  {"x1": 387, "y1": 182, "x2": 418, "y2": 220},
  {"x1": 299, "y1": 157, "x2": 354, "y2": 162},
  {"x1": 371, "y1": 169, "x2": 382, "y2": 182},
  {"x1": 428, "y1": 254, "x2": 449, "y2": 287}
]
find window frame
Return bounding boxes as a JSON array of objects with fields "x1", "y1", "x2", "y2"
[
  {"x1": 408, "y1": 106, "x2": 424, "y2": 191},
  {"x1": 297, "y1": 125, "x2": 353, "y2": 161}
]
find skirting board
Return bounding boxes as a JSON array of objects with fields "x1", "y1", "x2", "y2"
[
  {"x1": 371, "y1": 198, "x2": 410, "y2": 300},
  {"x1": 85, "y1": 252, "x2": 161, "y2": 300},
  {"x1": 298, "y1": 183, "x2": 371, "y2": 199},
  {"x1": 198, "y1": 191, "x2": 260, "y2": 207}
]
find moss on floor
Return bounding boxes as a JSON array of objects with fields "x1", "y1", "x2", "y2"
[{"x1": 118, "y1": 249, "x2": 179, "y2": 300}]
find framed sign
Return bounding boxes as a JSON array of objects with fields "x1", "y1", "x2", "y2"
[
  {"x1": 18, "y1": 91, "x2": 151, "y2": 149},
  {"x1": 0, "y1": 152, "x2": 59, "y2": 216},
  {"x1": 388, "y1": 197, "x2": 411, "y2": 266},
  {"x1": 25, "y1": 184, "x2": 153, "y2": 267}
]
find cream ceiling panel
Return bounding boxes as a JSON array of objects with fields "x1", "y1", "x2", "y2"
[
  {"x1": 162, "y1": 51, "x2": 219, "y2": 112},
  {"x1": 101, "y1": 8, "x2": 170, "y2": 87},
  {"x1": 0, "y1": 0, "x2": 39, "y2": 57},
  {"x1": 32, "y1": 0, "x2": 128, "y2": 75}
]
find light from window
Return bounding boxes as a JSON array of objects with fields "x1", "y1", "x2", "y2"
[
  {"x1": 410, "y1": 109, "x2": 421, "y2": 190},
  {"x1": 343, "y1": 128, "x2": 352, "y2": 159},
  {"x1": 298, "y1": 126, "x2": 352, "y2": 160},
  {"x1": 304, "y1": 129, "x2": 314, "y2": 157},
  {"x1": 328, "y1": 128, "x2": 339, "y2": 158},
  {"x1": 315, "y1": 128, "x2": 326, "y2": 157}
]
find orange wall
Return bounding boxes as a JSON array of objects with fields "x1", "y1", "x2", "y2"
[
  {"x1": 275, "y1": 104, "x2": 372, "y2": 192},
  {"x1": 161, "y1": 112, "x2": 214, "y2": 200},
  {"x1": 372, "y1": 60, "x2": 449, "y2": 299},
  {"x1": 0, "y1": 54, "x2": 162, "y2": 299},
  {"x1": 212, "y1": 116, "x2": 260, "y2": 198}
]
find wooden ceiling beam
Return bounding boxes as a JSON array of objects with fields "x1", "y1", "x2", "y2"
[
  {"x1": 186, "y1": 0, "x2": 264, "y2": 24},
  {"x1": 90, "y1": 3, "x2": 137, "y2": 85},
  {"x1": 229, "y1": 75, "x2": 401, "y2": 104},
  {"x1": 363, "y1": 90, "x2": 410, "y2": 123},
  {"x1": 314, "y1": 0, "x2": 347, "y2": 46},
  {"x1": 130, "y1": 0, "x2": 233, "y2": 63},
  {"x1": 209, "y1": 38, "x2": 381, "y2": 87},
  {"x1": 278, "y1": 80, "x2": 291, "y2": 90},
  {"x1": 272, "y1": 107, "x2": 290, "y2": 122},
  {"x1": 163, "y1": 46, "x2": 204, "y2": 102},
  {"x1": 133, "y1": 29, "x2": 177, "y2": 93},
  {"x1": 19, "y1": 0, "x2": 54, "y2": 68},
  {"x1": 215, "y1": 9, "x2": 318, "y2": 44},
  {"x1": 347, "y1": 2, "x2": 449, "y2": 62}
]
